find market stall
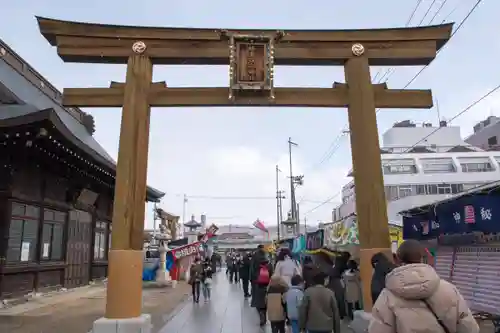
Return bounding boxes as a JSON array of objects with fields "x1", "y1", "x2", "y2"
[
  {"x1": 323, "y1": 216, "x2": 403, "y2": 259},
  {"x1": 401, "y1": 182, "x2": 500, "y2": 320}
]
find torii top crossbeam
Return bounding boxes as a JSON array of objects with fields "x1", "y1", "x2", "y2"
[{"x1": 37, "y1": 16, "x2": 452, "y2": 66}]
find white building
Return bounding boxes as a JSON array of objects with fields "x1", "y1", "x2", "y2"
[
  {"x1": 213, "y1": 224, "x2": 317, "y2": 250},
  {"x1": 332, "y1": 120, "x2": 500, "y2": 226}
]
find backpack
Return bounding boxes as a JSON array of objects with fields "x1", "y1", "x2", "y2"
[{"x1": 256, "y1": 264, "x2": 270, "y2": 284}]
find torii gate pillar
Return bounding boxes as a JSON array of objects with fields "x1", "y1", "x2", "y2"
[{"x1": 345, "y1": 53, "x2": 392, "y2": 312}]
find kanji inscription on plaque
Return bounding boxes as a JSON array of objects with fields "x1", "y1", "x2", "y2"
[{"x1": 236, "y1": 42, "x2": 267, "y2": 84}]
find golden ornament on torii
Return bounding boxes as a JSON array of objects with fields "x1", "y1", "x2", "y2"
[{"x1": 36, "y1": 16, "x2": 452, "y2": 320}]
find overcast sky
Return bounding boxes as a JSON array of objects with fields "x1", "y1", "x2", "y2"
[{"x1": 2, "y1": 0, "x2": 500, "y2": 230}]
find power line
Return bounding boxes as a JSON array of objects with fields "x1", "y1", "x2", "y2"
[
  {"x1": 187, "y1": 195, "x2": 277, "y2": 200},
  {"x1": 166, "y1": 193, "x2": 328, "y2": 204},
  {"x1": 406, "y1": 0, "x2": 425, "y2": 25},
  {"x1": 375, "y1": 0, "x2": 441, "y2": 84},
  {"x1": 428, "y1": 0, "x2": 450, "y2": 25},
  {"x1": 306, "y1": 132, "x2": 348, "y2": 172},
  {"x1": 304, "y1": 191, "x2": 343, "y2": 216},
  {"x1": 309, "y1": 0, "x2": 449, "y2": 172},
  {"x1": 417, "y1": 0, "x2": 439, "y2": 26},
  {"x1": 440, "y1": 0, "x2": 467, "y2": 23},
  {"x1": 377, "y1": 0, "x2": 453, "y2": 84},
  {"x1": 306, "y1": 82, "x2": 500, "y2": 217},
  {"x1": 403, "y1": 84, "x2": 500, "y2": 153},
  {"x1": 403, "y1": 0, "x2": 484, "y2": 89},
  {"x1": 310, "y1": 0, "x2": 484, "y2": 173}
]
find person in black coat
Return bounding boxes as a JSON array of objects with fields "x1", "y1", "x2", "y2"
[
  {"x1": 302, "y1": 256, "x2": 317, "y2": 290},
  {"x1": 240, "y1": 252, "x2": 252, "y2": 297},
  {"x1": 250, "y1": 256, "x2": 274, "y2": 326},
  {"x1": 210, "y1": 253, "x2": 218, "y2": 273},
  {"x1": 370, "y1": 252, "x2": 397, "y2": 304},
  {"x1": 250, "y1": 245, "x2": 267, "y2": 282},
  {"x1": 321, "y1": 251, "x2": 350, "y2": 320}
]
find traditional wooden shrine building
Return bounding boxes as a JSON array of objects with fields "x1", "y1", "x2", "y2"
[{"x1": 0, "y1": 39, "x2": 164, "y2": 299}]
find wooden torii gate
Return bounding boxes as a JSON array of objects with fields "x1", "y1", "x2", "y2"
[{"x1": 37, "y1": 17, "x2": 452, "y2": 319}]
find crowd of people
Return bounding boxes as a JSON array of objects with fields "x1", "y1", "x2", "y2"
[{"x1": 188, "y1": 239, "x2": 480, "y2": 333}]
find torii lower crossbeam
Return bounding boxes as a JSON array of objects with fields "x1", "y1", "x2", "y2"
[{"x1": 62, "y1": 85, "x2": 432, "y2": 108}]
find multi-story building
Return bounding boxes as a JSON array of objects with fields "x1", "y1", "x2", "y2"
[
  {"x1": 332, "y1": 120, "x2": 500, "y2": 226},
  {"x1": 465, "y1": 116, "x2": 500, "y2": 150}
]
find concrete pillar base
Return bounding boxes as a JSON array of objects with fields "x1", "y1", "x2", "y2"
[
  {"x1": 155, "y1": 270, "x2": 170, "y2": 283},
  {"x1": 92, "y1": 314, "x2": 152, "y2": 333},
  {"x1": 349, "y1": 310, "x2": 372, "y2": 333}
]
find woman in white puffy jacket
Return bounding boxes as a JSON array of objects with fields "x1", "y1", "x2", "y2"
[{"x1": 273, "y1": 248, "x2": 301, "y2": 286}]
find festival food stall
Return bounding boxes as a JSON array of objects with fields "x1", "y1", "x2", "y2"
[{"x1": 323, "y1": 217, "x2": 403, "y2": 259}]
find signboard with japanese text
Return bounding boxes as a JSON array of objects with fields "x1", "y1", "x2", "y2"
[
  {"x1": 170, "y1": 242, "x2": 204, "y2": 261},
  {"x1": 402, "y1": 211, "x2": 440, "y2": 241},
  {"x1": 236, "y1": 42, "x2": 267, "y2": 85},
  {"x1": 435, "y1": 194, "x2": 498, "y2": 234},
  {"x1": 403, "y1": 194, "x2": 500, "y2": 241}
]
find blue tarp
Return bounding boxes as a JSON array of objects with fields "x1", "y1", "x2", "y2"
[
  {"x1": 292, "y1": 235, "x2": 306, "y2": 254},
  {"x1": 142, "y1": 254, "x2": 174, "y2": 281}
]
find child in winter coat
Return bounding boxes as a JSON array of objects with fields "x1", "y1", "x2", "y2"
[
  {"x1": 266, "y1": 275, "x2": 289, "y2": 333},
  {"x1": 299, "y1": 269, "x2": 341, "y2": 333},
  {"x1": 285, "y1": 275, "x2": 304, "y2": 333}
]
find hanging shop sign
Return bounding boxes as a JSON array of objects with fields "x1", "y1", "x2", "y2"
[
  {"x1": 324, "y1": 217, "x2": 359, "y2": 247},
  {"x1": 201, "y1": 223, "x2": 219, "y2": 242},
  {"x1": 435, "y1": 194, "x2": 499, "y2": 234},
  {"x1": 403, "y1": 194, "x2": 500, "y2": 241},
  {"x1": 402, "y1": 211, "x2": 440, "y2": 241},
  {"x1": 170, "y1": 241, "x2": 204, "y2": 260},
  {"x1": 389, "y1": 225, "x2": 403, "y2": 245},
  {"x1": 306, "y1": 229, "x2": 324, "y2": 250}
]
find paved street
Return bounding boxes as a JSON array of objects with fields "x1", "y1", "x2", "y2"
[
  {"x1": 0, "y1": 282, "x2": 191, "y2": 333},
  {"x1": 159, "y1": 275, "x2": 352, "y2": 333}
]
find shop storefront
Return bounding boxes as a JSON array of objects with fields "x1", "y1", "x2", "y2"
[
  {"x1": 401, "y1": 185, "x2": 500, "y2": 315},
  {"x1": 323, "y1": 216, "x2": 403, "y2": 259}
]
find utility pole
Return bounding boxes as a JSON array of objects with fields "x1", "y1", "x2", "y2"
[
  {"x1": 304, "y1": 216, "x2": 307, "y2": 235},
  {"x1": 288, "y1": 137, "x2": 305, "y2": 236},
  {"x1": 278, "y1": 192, "x2": 284, "y2": 232},
  {"x1": 276, "y1": 165, "x2": 281, "y2": 241},
  {"x1": 288, "y1": 137, "x2": 298, "y2": 221},
  {"x1": 182, "y1": 194, "x2": 187, "y2": 223},
  {"x1": 182, "y1": 194, "x2": 187, "y2": 238},
  {"x1": 296, "y1": 203, "x2": 300, "y2": 234}
]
